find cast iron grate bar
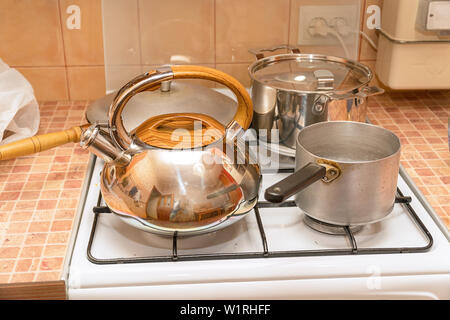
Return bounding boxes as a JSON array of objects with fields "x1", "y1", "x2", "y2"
[
  {"x1": 86, "y1": 187, "x2": 433, "y2": 265},
  {"x1": 172, "y1": 232, "x2": 178, "y2": 261},
  {"x1": 257, "y1": 200, "x2": 296, "y2": 208},
  {"x1": 344, "y1": 226, "x2": 358, "y2": 253},
  {"x1": 395, "y1": 196, "x2": 412, "y2": 203},
  {"x1": 254, "y1": 207, "x2": 269, "y2": 256}
]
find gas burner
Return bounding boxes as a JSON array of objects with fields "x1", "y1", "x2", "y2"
[{"x1": 303, "y1": 215, "x2": 363, "y2": 235}]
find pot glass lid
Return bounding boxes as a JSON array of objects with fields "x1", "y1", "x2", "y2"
[{"x1": 249, "y1": 54, "x2": 372, "y2": 93}]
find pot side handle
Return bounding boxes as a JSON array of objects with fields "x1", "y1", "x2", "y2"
[
  {"x1": 326, "y1": 86, "x2": 385, "y2": 100},
  {"x1": 248, "y1": 45, "x2": 301, "y2": 60},
  {"x1": 264, "y1": 163, "x2": 326, "y2": 203}
]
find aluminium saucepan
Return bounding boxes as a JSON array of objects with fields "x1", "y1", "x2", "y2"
[{"x1": 265, "y1": 121, "x2": 401, "y2": 226}]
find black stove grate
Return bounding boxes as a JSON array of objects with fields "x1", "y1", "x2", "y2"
[{"x1": 86, "y1": 186, "x2": 433, "y2": 265}]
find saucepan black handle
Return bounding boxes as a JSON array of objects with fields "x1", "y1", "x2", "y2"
[{"x1": 264, "y1": 163, "x2": 326, "y2": 203}]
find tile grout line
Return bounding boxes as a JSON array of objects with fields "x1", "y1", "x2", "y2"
[
  {"x1": 10, "y1": 65, "x2": 105, "y2": 68},
  {"x1": 358, "y1": 0, "x2": 367, "y2": 61},
  {"x1": 287, "y1": 0, "x2": 292, "y2": 45},
  {"x1": 136, "y1": 0, "x2": 144, "y2": 67},
  {"x1": 57, "y1": 0, "x2": 71, "y2": 101}
]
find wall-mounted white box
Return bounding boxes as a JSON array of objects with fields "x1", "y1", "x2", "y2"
[
  {"x1": 376, "y1": 0, "x2": 450, "y2": 89},
  {"x1": 427, "y1": 1, "x2": 450, "y2": 30}
]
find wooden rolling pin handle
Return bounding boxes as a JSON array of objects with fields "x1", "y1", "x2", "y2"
[{"x1": 0, "y1": 124, "x2": 89, "y2": 161}]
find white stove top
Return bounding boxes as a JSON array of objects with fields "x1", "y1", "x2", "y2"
[{"x1": 65, "y1": 156, "x2": 450, "y2": 300}]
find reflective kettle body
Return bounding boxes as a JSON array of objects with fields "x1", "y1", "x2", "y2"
[{"x1": 81, "y1": 65, "x2": 261, "y2": 236}]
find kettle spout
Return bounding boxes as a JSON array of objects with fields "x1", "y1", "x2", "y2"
[{"x1": 80, "y1": 125, "x2": 130, "y2": 166}]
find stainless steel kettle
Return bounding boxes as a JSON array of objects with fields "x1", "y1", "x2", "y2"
[{"x1": 0, "y1": 65, "x2": 262, "y2": 236}]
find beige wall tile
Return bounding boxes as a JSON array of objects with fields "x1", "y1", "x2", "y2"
[
  {"x1": 105, "y1": 65, "x2": 142, "y2": 92},
  {"x1": 359, "y1": 0, "x2": 383, "y2": 61},
  {"x1": 359, "y1": 0, "x2": 367, "y2": 31},
  {"x1": 216, "y1": 63, "x2": 252, "y2": 88},
  {"x1": 16, "y1": 67, "x2": 68, "y2": 101},
  {"x1": 139, "y1": 0, "x2": 214, "y2": 65},
  {"x1": 59, "y1": 0, "x2": 104, "y2": 66},
  {"x1": 67, "y1": 66, "x2": 106, "y2": 100},
  {"x1": 0, "y1": 0, "x2": 388, "y2": 101},
  {"x1": 0, "y1": 0, "x2": 65, "y2": 66},
  {"x1": 102, "y1": 0, "x2": 141, "y2": 65},
  {"x1": 216, "y1": 0, "x2": 290, "y2": 63}
]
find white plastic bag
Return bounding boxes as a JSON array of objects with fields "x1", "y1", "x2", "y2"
[{"x1": 0, "y1": 59, "x2": 39, "y2": 145}]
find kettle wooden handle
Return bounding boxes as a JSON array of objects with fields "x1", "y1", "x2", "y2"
[
  {"x1": 171, "y1": 65, "x2": 253, "y2": 130},
  {"x1": 135, "y1": 113, "x2": 225, "y2": 149},
  {"x1": 0, "y1": 125, "x2": 89, "y2": 161},
  {"x1": 109, "y1": 65, "x2": 253, "y2": 151}
]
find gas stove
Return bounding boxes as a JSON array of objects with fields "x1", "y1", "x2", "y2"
[{"x1": 63, "y1": 152, "x2": 450, "y2": 299}]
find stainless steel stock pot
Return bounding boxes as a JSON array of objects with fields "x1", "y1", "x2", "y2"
[{"x1": 248, "y1": 45, "x2": 384, "y2": 152}]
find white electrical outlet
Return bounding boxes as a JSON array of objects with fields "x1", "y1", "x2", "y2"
[{"x1": 297, "y1": 5, "x2": 359, "y2": 46}]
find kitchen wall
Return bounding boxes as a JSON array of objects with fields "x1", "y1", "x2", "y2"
[{"x1": 0, "y1": 0, "x2": 382, "y2": 101}]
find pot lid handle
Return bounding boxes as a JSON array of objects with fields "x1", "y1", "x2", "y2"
[
  {"x1": 109, "y1": 65, "x2": 253, "y2": 151},
  {"x1": 314, "y1": 69, "x2": 335, "y2": 91}
]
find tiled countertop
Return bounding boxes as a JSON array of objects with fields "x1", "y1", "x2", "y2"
[
  {"x1": 0, "y1": 93, "x2": 449, "y2": 284},
  {"x1": 368, "y1": 91, "x2": 449, "y2": 227},
  {"x1": 0, "y1": 101, "x2": 90, "y2": 284}
]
